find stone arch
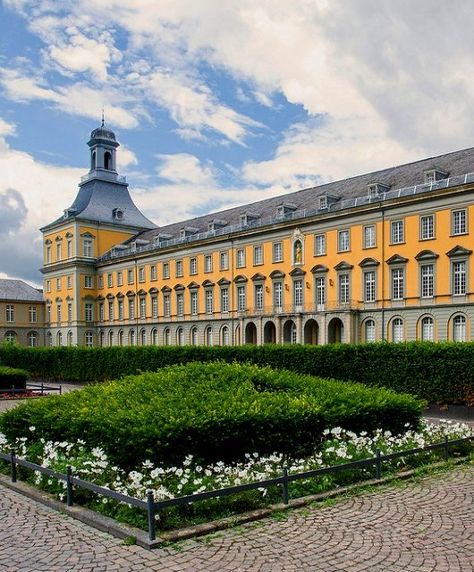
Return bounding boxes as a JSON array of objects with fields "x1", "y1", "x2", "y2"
[
  {"x1": 303, "y1": 319, "x2": 319, "y2": 344},
  {"x1": 245, "y1": 321, "x2": 257, "y2": 344},
  {"x1": 283, "y1": 319, "x2": 297, "y2": 344},
  {"x1": 327, "y1": 317, "x2": 344, "y2": 344},
  {"x1": 263, "y1": 321, "x2": 276, "y2": 344}
]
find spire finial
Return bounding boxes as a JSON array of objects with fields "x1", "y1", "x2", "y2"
[{"x1": 101, "y1": 108, "x2": 105, "y2": 127}]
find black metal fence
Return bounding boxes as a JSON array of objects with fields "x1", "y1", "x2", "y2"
[
  {"x1": 0, "y1": 383, "x2": 62, "y2": 397},
  {"x1": 0, "y1": 435, "x2": 472, "y2": 542}
]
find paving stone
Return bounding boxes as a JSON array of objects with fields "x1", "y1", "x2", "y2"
[{"x1": 0, "y1": 466, "x2": 473, "y2": 570}]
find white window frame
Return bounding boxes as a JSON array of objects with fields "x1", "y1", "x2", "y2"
[
  {"x1": 363, "y1": 225, "x2": 376, "y2": 249},
  {"x1": 314, "y1": 233, "x2": 326, "y2": 256},
  {"x1": 452, "y1": 209, "x2": 467, "y2": 235},
  {"x1": 452, "y1": 260, "x2": 467, "y2": 296},
  {"x1": 253, "y1": 245, "x2": 263, "y2": 266},
  {"x1": 391, "y1": 220, "x2": 404, "y2": 244},
  {"x1": 420, "y1": 214, "x2": 435, "y2": 240},
  {"x1": 220, "y1": 251, "x2": 229, "y2": 270},
  {"x1": 364, "y1": 270, "x2": 376, "y2": 302},
  {"x1": 273, "y1": 242, "x2": 283, "y2": 263},
  {"x1": 391, "y1": 268, "x2": 404, "y2": 301},
  {"x1": 338, "y1": 229, "x2": 350, "y2": 252},
  {"x1": 420, "y1": 264, "x2": 434, "y2": 298},
  {"x1": 236, "y1": 249, "x2": 245, "y2": 268}
]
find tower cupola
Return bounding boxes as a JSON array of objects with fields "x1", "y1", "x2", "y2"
[{"x1": 87, "y1": 117, "x2": 119, "y2": 173}]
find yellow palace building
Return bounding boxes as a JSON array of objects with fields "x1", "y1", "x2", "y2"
[{"x1": 39, "y1": 123, "x2": 474, "y2": 347}]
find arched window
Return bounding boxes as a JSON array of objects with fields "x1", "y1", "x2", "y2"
[
  {"x1": 221, "y1": 325, "x2": 230, "y2": 346},
  {"x1": 91, "y1": 150, "x2": 96, "y2": 170},
  {"x1": 47, "y1": 332, "x2": 53, "y2": 347},
  {"x1": 176, "y1": 327, "x2": 184, "y2": 346},
  {"x1": 118, "y1": 330, "x2": 123, "y2": 346},
  {"x1": 84, "y1": 331, "x2": 94, "y2": 347},
  {"x1": 57, "y1": 331, "x2": 63, "y2": 347},
  {"x1": 365, "y1": 319, "x2": 376, "y2": 343},
  {"x1": 108, "y1": 331, "x2": 114, "y2": 347},
  {"x1": 151, "y1": 328, "x2": 158, "y2": 345},
  {"x1": 421, "y1": 316, "x2": 434, "y2": 341},
  {"x1": 164, "y1": 328, "x2": 171, "y2": 345},
  {"x1": 67, "y1": 331, "x2": 73, "y2": 347},
  {"x1": 291, "y1": 322, "x2": 297, "y2": 344},
  {"x1": 129, "y1": 329, "x2": 136, "y2": 346},
  {"x1": 392, "y1": 318, "x2": 404, "y2": 343},
  {"x1": 27, "y1": 331, "x2": 38, "y2": 347},
  {"x1": 4, "y1": 331, "x2": 17, "y2": 344},
  {"x1": 140, "y1": 329, "x2": 147, "y2": 346},
  {"x1": 99, "y1": 331, "x2": 104, "y2": 347},
  {"x1": 104, "y1": 151, "x2": 112, "y2": 170},
  {"x1": 205, "y1": 326, "x2": 213, "y2": 346},
  {"x1": 453, "y1": 315, "x2": 467, "y2": 342},
  {"x1": 190, "y1": 327, "x2": 198, "y2": 346}
]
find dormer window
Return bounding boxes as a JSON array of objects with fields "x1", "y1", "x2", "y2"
[
  {"x1": 424, "y1": 168, "x2": 448, "y2": 184},
  {"x1": 240, "y1": 212, "x2": 260, "y2": 226},
  {"x1": 276, "y1": 203, "x2": 297, "y2": 218},
  {"x1": 208, "y1": 219, "x2": 227, "y2": 232},
  {"x1": 154, "y1": 233, "x2": 172, "y2": 246},
  {"x1": 367, "y1": 182, "x2": 390, "y2": 200},
  {"x1": 319, "y1": 196, "x2": 327, "y2": 210},
  {"x1": 112, "y1": 208, "x2": 124, "y2": 220},
  {"x1": 180, "y1": 226, "x2": 199, "y2": 239}
]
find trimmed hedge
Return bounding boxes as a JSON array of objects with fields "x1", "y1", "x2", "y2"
[
  {"x1": 0, "y1": 362, "x2": 423, "y2": 468},
  {"x1": 1, "y1": 342, "x2": 473, "y2": 404},
  {"x1": 0, "y1": 366, "x2": 28, "y2": 390}
]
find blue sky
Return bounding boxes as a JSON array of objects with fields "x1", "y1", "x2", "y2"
[{"x1": 2, "y1": 0, "x2": 474, "y2": 284}]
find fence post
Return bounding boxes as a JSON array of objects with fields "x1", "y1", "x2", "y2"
[
  {"x1": 66, "y1": 465, "x2": 73, "y2": 507},
  {"x1": 375, "y1": 449, "x2": 382, "y2": 480},
  {"x1": 443, "y1": 435, "x2": 449, "y2": 462},
  {"x1": 59, "y1": 384, "x2": 62, "y2": 396},
  {"x1": 41, "y1": 382, "x2": 44, "y2": 396},
  {"x1": 281, "y1": 467, "x2": 289, "y2": 505},
  {"x1": 146, "y1": 490, "x2": 156, "y2": 541},
  {"x1": 10, "y1": 449, "x2": 17, "y2": 483}
]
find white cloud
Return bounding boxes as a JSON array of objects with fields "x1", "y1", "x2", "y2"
[{"x1": 156, "y1": 153, "x2": 216, "y2": 185}]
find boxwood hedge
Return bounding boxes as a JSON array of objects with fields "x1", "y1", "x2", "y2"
[
  {"x1": 0, "y1": 362, "x2": 423, "y2": 468},
  {"x1": 0, "y1": 342, "x2": 473, "y2": 404}
]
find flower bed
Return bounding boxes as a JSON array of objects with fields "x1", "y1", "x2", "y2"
[{"x1": 1, "y1": 420, "x2": 471, "y2": 532}]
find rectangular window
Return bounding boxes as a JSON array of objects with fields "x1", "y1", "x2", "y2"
[
  {"x1": 163, "y1": 294, "x2": 170, "y2": 317},
  {"x1": 364, "y1": 271, "x2": 376, "y2": 302},
  {"x1": 83, "y1": 238, "x2": 93, "y2": 257},
  {"x1": 107, "y1": 273, "x2": 113, "y2": 288},
  {"x1": 189, "y1": 257, "x2": 197, "y2": 275},
  {"x1": 314, "y1": 233, "x2": 326, "y2": 256},
  {"x1": 67, "y1": 275, "x2": 72, "y2": 289},
  {"x1": 315, "y1": 277, "x2": 325, "y2": 307},
  {"x1": 420, "y1": 215, "x2": 435, "y2": 240},
  {"x1": 85, "y1": 303, "x2": 93, "y2": 322},
  {"x1": 453, "y1": 261, "x2": 466, "y2": 295},
  {"x1": 127, "y1": 269, "x2": 134, "y2": 284},
  {"x1": 452, "y1": 209, "x2": 467, "y2": 235},
  {"x1": 338, "y1": 229, "x2": 350, "y2": 252},
  {"x1": 339, "y1": 274, "x2": 350, "y2": 304},
  {"x1": 57, "y1": 304, "x2": 62, "y2": 323},
  {"x1": 98, "y1": 275, "x2": 104, "y2": 289},
  {"x1": 293, "y1": 279, "x2": 303, "y2": 307},
  {"x1": 151, "y1": 297, "x2": 158, "y2": 318},
  {"x1": 56, "y1": 242, "x2": 62, "y2": 261},
  {"x1": 204, "y1": 254, "x2": 213, "y2": 273},
  {"x1": 220, "y1": 288, "x2": 229, "y2": 313},
  {"x1": 150, "y1": 265, "x2": 157, "y2": 281},
  {"x1": 138, "y1": 267, "x2": 145, "y2": 282},
  {"x1": 421, "y1": 264, "x2": 434, "y2": 298},
  {"x1": 176, "y1": 293, "x2": 184, "y2": 316},
  {"x1": 117, "y1": 271, "x2": 123, "y2": 287},
  {"x1": 99, "y1": 303, "x2": 104, "y2": 322},
  {"x1": 273, "y1": 282, "x2": 283, "y2": 309},
  {"x1": 163, "y1": 262, "x2": 170, "y2": 279},
  {"x1": 391, "y1": 268, "x2": 404, "y2": 300},
  {"x1": 46, "y1": 280, "x2": 51, "y2": 293},
  {"x1": 140, "y1": 297, "x2": 146, "y2": 319},
  {"x1": 220, "y1": 251, "x2": 229, "y2": 270},
  {"x1": 175, "y1": 260, "x2": 183, "y2": 277},
  {"x1": 128, "y1": 298, "x2": 135, "y2": 320},
  {"x1": 67, "y1": 239, "x2": 72, "y2": 258},
  {"x1": 47, "y1": 305, "x2": 51, "y2": 323},
  {"x1": 391, "y1": 220, "x2": 404, "y2": 244},
  {"x1": 6, "y1": 305, "x2": 14, "y2": 322},
  {"x1": 236, "y1": 248, "x2": 245, "y2": 268},
  {"x1": 84, "y1": 275, "x2": 93, "y2": 288},
  {"x1": 108, "y1": 301, "x2": 114, "y2": 321},
  {"x1": 363, "y1": 225, "x2": 376, "y2": 249},
  {"x1": 56, "y1": 278, "x2": 62, "y2": 291},
  {"x1": 191, "y1": 291, "x2": 199, "y2": 315},
  {"x1": 253, "y1": 245, "x2": 263, "y2": 265},
  {"x1": 205, "y1": 289, "x2": 213, "y2": 314},
  {"x1": 255, "y1": 284, "x2": 264, "y2": 310},
  {"x1": 237, "y1": 285, "x2": 246, "y2": 311},
  {"x1": 67, "y1": 303, "x2": 72, "y2": 323},
  {"x1": 273, "y1": 242, "x2": 283, "y2": 263},
  {"x1": 29, "y1": 306, "x2": 37, "y2": 323},
  {"x1": 118, "y1": 300, "x2": 124, "y2": 320},
  {"x1": 46, "y1": 245, "x2": 51, "y2": 264}
]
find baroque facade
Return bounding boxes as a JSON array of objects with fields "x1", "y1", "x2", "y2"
[
  {"x1": 39, "y1": 124, "x2": 474, "y2": 347},
  {"x1": 0, "y1": 280, "x2": 45, "y2": 347}
]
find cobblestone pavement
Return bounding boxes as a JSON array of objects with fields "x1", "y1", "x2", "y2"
[{"x1": 0, "y1": 465, "x2": 472, "y2": 571}]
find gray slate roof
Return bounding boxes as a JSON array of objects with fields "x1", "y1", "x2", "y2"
[
  {"x1": 0, "y1": 280, "x2": 43, "y2": 302},
  {"x1": 135, "y1": 146, "x2": 474, "y2": 243}
]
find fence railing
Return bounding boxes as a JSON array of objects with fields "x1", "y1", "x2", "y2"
[
  {"x1": 0, "y1": 383, "x2": 62, "y2": 397},
  {"x1": 0, "y1": 435, "x2": 472, "y2": 542}
]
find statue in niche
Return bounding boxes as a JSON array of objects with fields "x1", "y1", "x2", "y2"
[{"x1": 294, "y1": 240, "x2": 302, "y2": 264}]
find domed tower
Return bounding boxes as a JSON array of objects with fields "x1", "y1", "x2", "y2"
[{"x1": 40, "y1": 121, "x2": 156, "y2": 348}]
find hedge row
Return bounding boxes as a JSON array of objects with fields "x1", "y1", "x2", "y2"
[
  {"x1": 0, "y1": 366, "x2": 28, "y2": 390},
  {"x1": 1, "y1": 342, "x2": 473, "y2": 404},
  {"x1": 0, "y1": 362, "x2": 423, "y2": 468}
]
